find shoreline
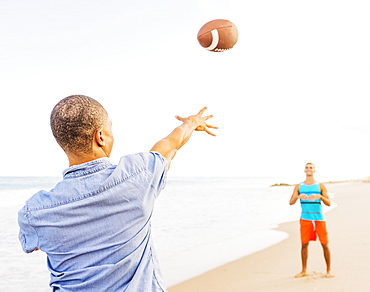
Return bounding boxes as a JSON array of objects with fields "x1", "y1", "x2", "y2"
[
  {"x1": 270, "y1": 177, "x2": 370, "y2": 187},
  {"x1": 168, "y1": 180, "x2": 370, "y2": 292}
]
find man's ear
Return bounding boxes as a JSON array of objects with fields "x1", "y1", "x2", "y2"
[{"x1": 95, "y1": 129, "x2": 106, "y2": 147}]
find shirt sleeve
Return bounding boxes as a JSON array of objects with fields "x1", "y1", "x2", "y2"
[
  {"x1": 148, "y1": 151, "x2": 168, "y2": 196},
  {"x1": 18, "y1": 206, "x2": 39, "y2": 253}
]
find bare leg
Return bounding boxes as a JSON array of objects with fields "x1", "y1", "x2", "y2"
[
  {"x1": 295, "y1": 243, "x2": 309, "y2": 278},
  {"x1": 322, "y1": 244, "x2": 334, "y2": 278}
]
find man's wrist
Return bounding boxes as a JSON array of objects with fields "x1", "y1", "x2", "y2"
[{"x1": 181, "y1": 118, "x2": 199, "y2": 132}]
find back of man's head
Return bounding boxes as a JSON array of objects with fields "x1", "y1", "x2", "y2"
[{"x1": 50, "y1": 95, "x2": 108, "y2": 155}]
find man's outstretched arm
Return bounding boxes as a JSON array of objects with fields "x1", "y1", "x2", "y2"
[{"x1": 150, "y1": 107, "x2": 217, "y2": 168}]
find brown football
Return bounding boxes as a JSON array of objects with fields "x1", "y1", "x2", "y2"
[{"x1": 197, "y1": 19, "x2": 238, "y2": 52}]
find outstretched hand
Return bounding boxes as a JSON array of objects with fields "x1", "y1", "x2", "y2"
[
  {"x1": 175, "y1": 107, "x2": 218, "y2": 136},
  {"x1": 150, "y1": 107, "x2": 217, "y2": 168}
]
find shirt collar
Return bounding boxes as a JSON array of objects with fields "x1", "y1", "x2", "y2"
[{"x1": 63, "y1": 158, "x2": 112, "y2": 178}]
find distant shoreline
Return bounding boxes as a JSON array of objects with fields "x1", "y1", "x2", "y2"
[{"x1": 270, "y1": 177, "x2": 370, "y2": 187}]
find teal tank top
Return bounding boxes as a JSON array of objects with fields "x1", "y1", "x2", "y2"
[{"x1": 299, "y1": 182, "x2": 325, "y2": 221}]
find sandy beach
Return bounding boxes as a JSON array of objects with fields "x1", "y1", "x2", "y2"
[{"x1": 168, "y1": 180, "x2": 370, "y2": 292}]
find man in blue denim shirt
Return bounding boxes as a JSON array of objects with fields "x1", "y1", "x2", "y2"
[{"x1": 18, "y1": 95, "x2": 217, "y2": 291}]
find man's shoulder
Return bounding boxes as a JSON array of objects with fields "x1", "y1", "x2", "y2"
[
  {"x1": 118, "y1": 152, "x2": 165, "y2": 166},
  {"x1": 117, "y1": 152, "x2": 167, "y2": 175},
  {"x1": 319, "y1": 182, "x2": 327, "y2": 190},
  {"x1": 20, "y1": 188, "x2": 56, "y2": 212}
]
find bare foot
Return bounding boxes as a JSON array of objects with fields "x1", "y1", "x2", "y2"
[
  {"x1": 294, "y1": 271, "x2": 309, "y2": 278},
  {"x1": 325, "y1": 272, "x2": 335, "y2": 278}
]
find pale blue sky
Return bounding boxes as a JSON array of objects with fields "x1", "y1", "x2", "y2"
[{"x1": 1, "y1": 0, "x2": 370, "y2": 180}]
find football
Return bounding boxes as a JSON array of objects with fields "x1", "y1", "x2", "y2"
[{"x1": 197, "y1": 19, "x2": 238, "y2": 52}]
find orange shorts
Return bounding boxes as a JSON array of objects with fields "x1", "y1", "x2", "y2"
[{"x1": 300, "y1": 219, "x2": 329, "y2": 245}]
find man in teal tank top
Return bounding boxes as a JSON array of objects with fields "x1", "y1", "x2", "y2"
[{"x1": 290, "y1": 163, "x2": 334, "y2": 278}]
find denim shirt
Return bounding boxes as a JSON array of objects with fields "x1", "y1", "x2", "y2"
[{"x1": 18, "y1": 152, "x2": 168, "y2": 292}]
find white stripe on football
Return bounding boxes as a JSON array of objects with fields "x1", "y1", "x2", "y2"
[{"x1": 197, "y1": 19, "x2": 238, "y2": 52}]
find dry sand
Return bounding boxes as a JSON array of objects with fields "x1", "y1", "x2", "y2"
[{"x1": 168, "y1": 181, "x2": 370, "y2": 292}]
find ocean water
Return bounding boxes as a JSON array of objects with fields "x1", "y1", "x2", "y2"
[{"x1": 0, "y1": 176, "x2": 335, "y2": 291}]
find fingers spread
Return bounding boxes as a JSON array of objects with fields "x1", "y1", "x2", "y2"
[
  {"x1": 176, "y1": 108, "x2": 217, "y2": 136},
  {"x1": 203, "y1": 115, "x2": 213, "y2": 120},
  {"x1": 197, "y1": 106, "x2": 208, "y2": 115},
  {"x1": 205, "y1": 123, "x2": 218, "y2": 129},
  {"x1": 205, "y1": 129, "x2": 216, "y2": 136},
  {"x1": 175, "y1": 115, "x2": 185, "y2": 122}
]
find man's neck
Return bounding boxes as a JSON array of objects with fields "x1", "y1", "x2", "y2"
[
  {"x1": 67, "y1": 151, "x2": 107, "y2": 167},
  {"x1": 304, "y1": 176, "x2": 315, "y2": 185}
]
